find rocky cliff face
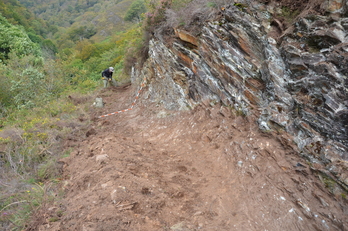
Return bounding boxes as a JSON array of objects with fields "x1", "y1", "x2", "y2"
[{"x1": 133, "y1": 0, "x2": 348, "y2": 191}]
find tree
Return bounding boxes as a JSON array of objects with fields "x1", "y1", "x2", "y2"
[
  {"x1": 0, "y1": 14, "x2": 41, "y2": 61},
  {"x1": 124, "y1": 0, "x2": 146, "y2": 22},
  {"x1": 27, "y1": 31, "x2": 43, "y2": 43},
  {"x1": 75, "y1": 40, "x2": 100, "y2": 61},
  {"x1": 67, "y1": 25, "x2": 97, "y2": 42},
  {"x1": 42, "y1": 39, "x2": 58, "y2": 59}
]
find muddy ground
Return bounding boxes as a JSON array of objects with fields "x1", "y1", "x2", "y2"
[{"x1": 37, "y1": 83, "x2": 347, "y2": 231}]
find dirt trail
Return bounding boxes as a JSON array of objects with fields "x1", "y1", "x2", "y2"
[{"x1": 41, "y1": 84, "x2": 347, "y2": 231}]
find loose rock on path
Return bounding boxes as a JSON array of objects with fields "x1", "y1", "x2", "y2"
[{"x1": 40, "y1": 84, "x2": 347, "y2": 231}]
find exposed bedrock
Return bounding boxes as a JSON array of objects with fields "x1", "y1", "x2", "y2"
[{"x1": 133, "y1": 0, "x2": 348, "y2": 190}]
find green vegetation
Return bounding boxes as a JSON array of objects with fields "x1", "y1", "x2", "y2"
[
  {"x1": 0, "y1": 0, "x2": 52, "y2": 38},
  {"x1": 18, "y1": 0, "x2": 136, "y2": 43},
  {"x1": 206, "y1": 2, "x2": 217, "y2": 8},
  {"x1": 320, "y1": 174, "x2": 337, "y2": 193},
  {"x1": 0, "y1": 0, "x2": 57, "y2": 60},
  {"x1": 279, "y1": 6, "x2": 300, "y2": 24},
  {"x1": 125, "y1": 0, "x2": 146, "y2": 22},
  {"x1": 0, "y1": 14, "x2": 41, "y2": 62},
  {"x1": 0, "y1": 0, "x2": 224, "y2": 228},
  {"x1": 0, "y1": 0, "x2": 147, "y2": 229},
  {"x1": 234, "y1": 2, "x2": 247, "y2": 10},
  {"x1": 1, "y1": 0, "x2": 346, "y2": 229}
]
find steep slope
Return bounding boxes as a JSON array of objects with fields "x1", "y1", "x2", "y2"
[
  {"x1": 18, "y1": 0, "x2": 136, "y2": 41},
  {"x1": 0, "y1": 0, "x2": 51, "y2": 38},
  {"x1": 135, "y1": 0, "x2": 348, "y2": 195},
  {"x1": 17, "y1": 0, "x2": 348, "y2": 230},
  {"x1": 32, "y1": 84, "x2": 347, "y2": 231}
]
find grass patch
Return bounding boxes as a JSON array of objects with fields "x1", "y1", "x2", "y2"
[
  {"x1": 279, "y1": 6, "x2": 300, "y2": 24},
  {"x1": 0, "y1": 90, "x2": 93, "y2": 230}
]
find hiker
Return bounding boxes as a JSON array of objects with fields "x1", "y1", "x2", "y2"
[{"x1": 101, "y1": 67, "x2": 117, "y2": 88}]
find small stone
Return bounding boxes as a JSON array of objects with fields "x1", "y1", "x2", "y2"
[
  {"x1": 95, "y1": 154, "x2": 109, "y2": 163},
  {"x1": 93, "y1": 97, "x2": 104, "y2": 108},
  {"x1": 101, "y1": 183, "x2": 108, "y2": 189},
  {"x1": 110, "y1": 189, "x2": 117, "y2": 203},
  {"x1": 170, "y1": 222, "x2": 185, "y2": 230}
]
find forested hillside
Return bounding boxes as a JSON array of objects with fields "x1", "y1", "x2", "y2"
[
  {"x1": 0, "y1": 0, "x2": 58, "y2": 58},
  {"x1": 0, "y1": 0, "x2": 145, "y2": 113},
  {"x1": 0, "y1": 0, "x2": 53, "y2": 38},
  {"x1": 18, "y1": 0, "x2": 141, "y2": 43},
  {"x1": 0, "y1": 0, "x2": 147, "y2": 229},
  {"x1": 1, "y1": 0, "x2": 348, "y2": 230}
]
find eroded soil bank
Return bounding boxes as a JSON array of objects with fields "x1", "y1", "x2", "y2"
[{"x1": 37, "y1": 85, "x2": 347, "y2": 231}]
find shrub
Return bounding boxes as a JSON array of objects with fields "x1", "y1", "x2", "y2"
[
  {"x1": 0, "y1": 14, "x2": 41, "y2": 62},
  {"x1": 0, "y1": 87, "x2": 92, "y2": 230},
  {"x1": 144, "y1": 0, "x2": 172, "y2": 30},
  {"x1": 125, "y1": 0, "x2": 147, "y2": 22},
  {"x1": 0, "y1": 182, "x2": 57, "y2": 230},
  {"x1": 10, "y1": 67, "x2": 46, "y2": 109}
]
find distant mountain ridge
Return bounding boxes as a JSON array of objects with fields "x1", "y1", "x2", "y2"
[
  {"x1": 0, "y1": 0, "x2": 53, "y2": 39},
  {"x1": 18, "y1": 0, "x2": 136, "y2": 41}
]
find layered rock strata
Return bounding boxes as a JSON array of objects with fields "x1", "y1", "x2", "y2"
[{"x1": 133, "y1": 0, "x2": 348, "y2": 190}]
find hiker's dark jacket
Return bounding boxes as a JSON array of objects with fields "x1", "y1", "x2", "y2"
[{"x1": 102, "y1": 69, "x2": 113, "y2": 79}]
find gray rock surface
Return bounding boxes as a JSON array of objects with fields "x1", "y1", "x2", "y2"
[{"x1": 133, "y1": 0, "x2": 348, "y2": 190}]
